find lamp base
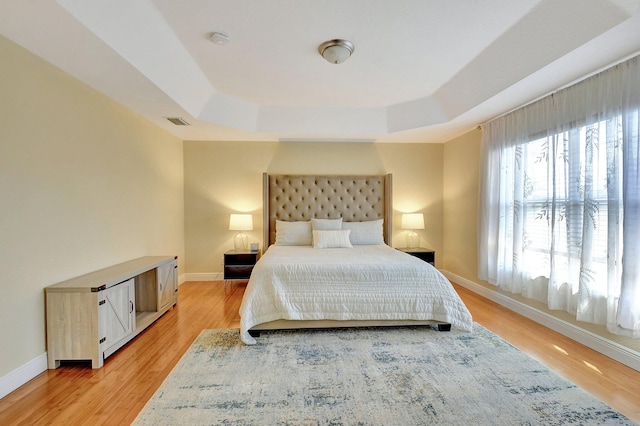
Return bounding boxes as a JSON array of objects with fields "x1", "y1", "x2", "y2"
[
  {"x1": 406, "y1": 231, "x2": 420, "y2": 249},
  {"x1": 234, "y1": 232, "x2": 248, "y2": 250}
]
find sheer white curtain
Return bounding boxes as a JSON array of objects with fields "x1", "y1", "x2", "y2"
[{"x1": 478, "y1": 55, "x2": 640, "y2": 338}]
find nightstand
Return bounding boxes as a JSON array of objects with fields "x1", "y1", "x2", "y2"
[
  {"x1": 396, "y1": 247, "x2": 435, "y2": 266},
  {"x1": 224, "y1": 249, "x2": 260, "y2": 288}
]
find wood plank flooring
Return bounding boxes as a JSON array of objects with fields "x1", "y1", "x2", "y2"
[{"x1": 0, "y1": 281, "x2": 638, "y2": 425}]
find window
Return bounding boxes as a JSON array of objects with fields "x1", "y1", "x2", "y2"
[
  {"x1": 520, "y1": 119, "x2": 622, "y2": 301},
  {"x1": 479, "y1": 54, "x2": 640, "y2": 338}
]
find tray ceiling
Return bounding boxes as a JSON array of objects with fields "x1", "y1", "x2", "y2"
[{"x1": 1, "y1": 0, "x2": 640, "y2": 142}]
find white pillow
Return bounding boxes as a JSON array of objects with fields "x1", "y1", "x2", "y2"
[
  {"x1": 312, "y1": 230, "x2": 353, "y2": 249},
  {"x1": 311, "y1": 217, "x2": 343, "y2": 230},
  {"x1": 274, "y1": 220, "x2": 312, "y2": 246},
  {"x1": 342, "y1": 219, "x2": 385, "y2": 245}
]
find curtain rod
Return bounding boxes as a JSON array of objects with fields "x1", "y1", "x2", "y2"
[{"x1": 476, "y1": 49, "x2": 640, "y2": 130}]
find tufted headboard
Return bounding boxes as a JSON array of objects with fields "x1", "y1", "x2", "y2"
[{"x1": 263, "y1": 173, "x2": 392, "y2": 248}]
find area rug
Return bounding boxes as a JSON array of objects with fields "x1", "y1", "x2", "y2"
[{"x1": 133, "y1": 325, "x2": 634, "y2": 425}]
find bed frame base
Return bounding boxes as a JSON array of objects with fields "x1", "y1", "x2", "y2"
[
  {"x1": 430, "y1": 323, "x2": 452, "y2": 332},
  {"x1": 248, "y1": 319, "x2": 452, "y2": 339}
]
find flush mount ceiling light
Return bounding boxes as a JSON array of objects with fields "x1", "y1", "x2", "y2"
[{"x1": 318, "y1": 39, "x2": 354, "y2": 64}]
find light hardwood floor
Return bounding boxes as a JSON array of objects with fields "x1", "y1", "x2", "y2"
[{"x1": 0, "y1": 281, "x2": 639, "y2": 425}]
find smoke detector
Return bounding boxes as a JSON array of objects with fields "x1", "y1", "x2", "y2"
[{"x1": 208, "y1": 32, "x2": 230, "y2": 45}]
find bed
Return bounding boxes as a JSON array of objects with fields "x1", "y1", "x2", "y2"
[{"x1": 239, "y1": 173, "x2": 473, "y2": 344}]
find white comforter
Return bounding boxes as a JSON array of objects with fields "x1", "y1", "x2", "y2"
[{"x1": 239, "y1": 245, "x2": 473, "y2": 344}]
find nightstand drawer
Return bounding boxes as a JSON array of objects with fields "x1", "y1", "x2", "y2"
[
  {"x1": 224, "y1": 265, "x2": 255, "y2": 280},
  {"x1": 225, "y1": 253, "x2": 258, "y2": 265},
  {"x1": 396, "y1": 248, "x2": 435, "y2": 266}
]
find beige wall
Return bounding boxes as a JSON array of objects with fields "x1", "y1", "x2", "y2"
[
  {"x1": 443, "y1": 129, "x2": 482, "y2": 280},
  {"x1": 0, "y1": 35, "x2": 185, "y2": 378},
  {"x1": 184, "y1": 141, "x2": 443, "y2": 273},
  {"x1": 442, "y1": 129, "x2": 640, "y2": 353}
]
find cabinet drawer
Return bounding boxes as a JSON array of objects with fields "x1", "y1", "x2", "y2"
[{"x1": 224, "y1": 265, "x2": 254, "y2": 280}]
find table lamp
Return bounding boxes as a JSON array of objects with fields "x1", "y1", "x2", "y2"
[
  {"x1": 401, "y1": 213, "x2": 424, "y2": 249},
  {"x1": 229, "y1": 214, "x2": 253, "y2": 250}
]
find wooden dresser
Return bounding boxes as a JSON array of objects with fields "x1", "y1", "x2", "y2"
[{"x1": 45, "y1": 256, "x2": 178, "y2": 369}]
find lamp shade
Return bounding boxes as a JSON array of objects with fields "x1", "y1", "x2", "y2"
[
  {"x1": 401, "y1": 213, "x2": 424, "y2": 230},
  {"x1": 229, "y1": 214, "x2": 253, "y2": 231}
]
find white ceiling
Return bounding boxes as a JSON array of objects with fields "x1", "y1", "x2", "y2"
[{"x1": 2, "y1": 0, "x2": 640, "y2": 143}]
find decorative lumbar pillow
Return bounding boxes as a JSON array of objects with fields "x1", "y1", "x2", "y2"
[
  {"x1": 342, "y1": 219, "x2": 385, "y2": 245},
  {"x1": 275, "y1": 220, "x2": 312, "y2": 246},
  {"x1": 312, "y1": 230, "x2": 353, "y2": 249},
  {"x1": 311, "y1": 217, "x2": 343, "y2": 230}
]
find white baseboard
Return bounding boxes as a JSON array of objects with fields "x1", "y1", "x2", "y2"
[
  {"x1": 441, "y1": 270, "x2": 640, "y2": 372},
  {"x1": 184, "y1": 272, "x2": 223, "y2": 282},
  {"x1": 0, "y1": 353, "x2": 48, "y2": 400}
]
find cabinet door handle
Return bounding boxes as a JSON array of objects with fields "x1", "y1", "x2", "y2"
[{"x1": 130, "y1": 300, "x2": 134, "y2": 313}]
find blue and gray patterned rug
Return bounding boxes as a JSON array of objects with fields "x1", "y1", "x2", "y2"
[{"x1": 134, "y1": 325, "x2": 634, "y2": 425}]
